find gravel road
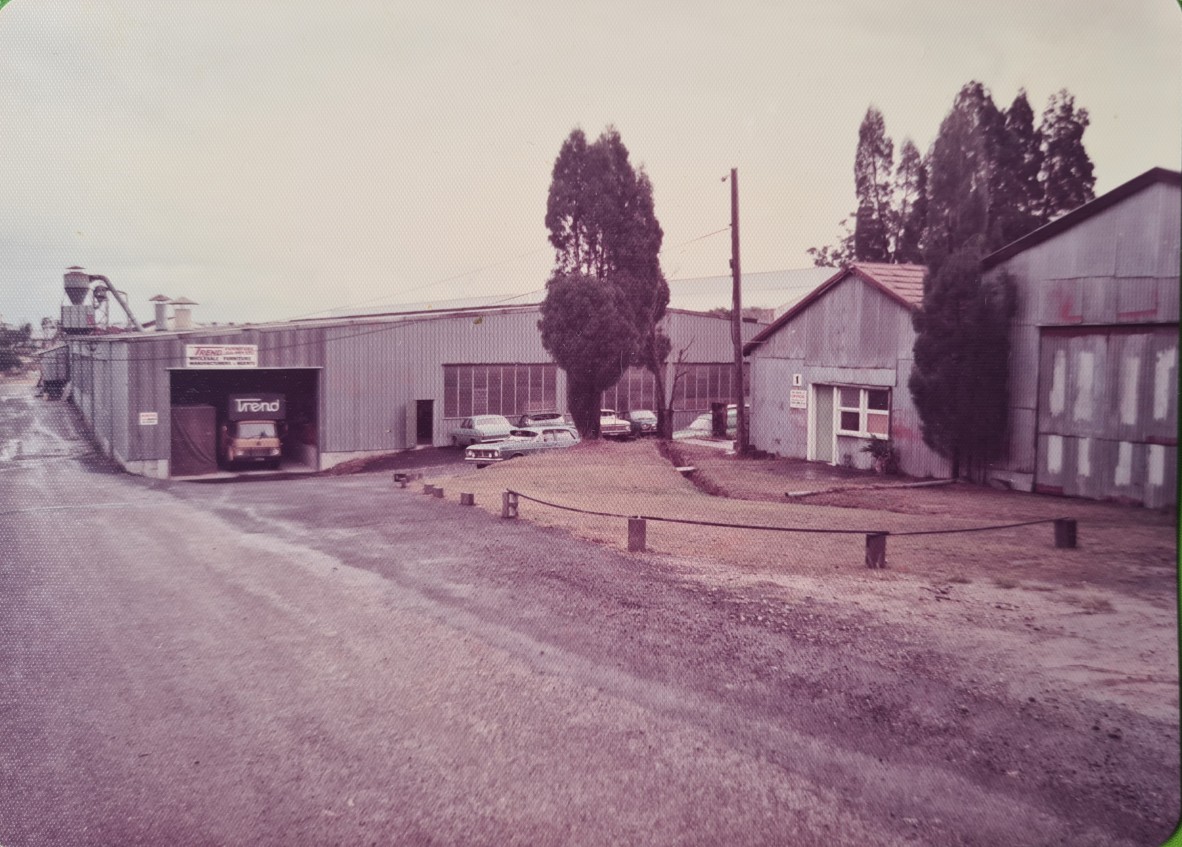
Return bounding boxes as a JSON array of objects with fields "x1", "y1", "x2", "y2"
[{"x1": 0, "y1": 384, "x2": 1177, "y2": 846}]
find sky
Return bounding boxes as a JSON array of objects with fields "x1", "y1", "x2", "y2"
[{"x1": 0, "y1": 0, "x2": 1179, "y2": 329}]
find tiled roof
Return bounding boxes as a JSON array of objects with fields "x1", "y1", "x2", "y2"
[{"x1": 849, "y1": 262, "x2": 926, "y2": 308}]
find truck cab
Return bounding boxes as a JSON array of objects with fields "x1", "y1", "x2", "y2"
[
  {"x1": 221, "y1": 419, "x2": 283, "y2": 469},
  {"x1": 222, "y1": 394, "x2": 286, "y2": 469}
]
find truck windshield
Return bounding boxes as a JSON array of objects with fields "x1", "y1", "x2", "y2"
[{"x1": 236, "y1": 422, "x2": 277, "y2": 438}]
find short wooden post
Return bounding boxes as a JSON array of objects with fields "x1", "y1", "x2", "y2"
[
  {"x1": 865, "y1": 533, "x2": 888, "y2": 569},
  {"x1": 422, "y1": 483, "x2": 434, "y2": 495},
  {"x1": 501, "y1": 491, "x2": 518, "y2": 519},
  {"x1": 1053, "y1": 518, "x2": 1077, "y2": 549},
  {"x1": 432, "y1": 486, "x2": 444, "y2": 498},
  {"x1": 394, "y1": 473, "x2": 408, "y2": 488},
  {"x1": 459, "y1": 492, "x2": 475, "y2": 506},
  {"x1": 628, "y1": 517, "x2": 647, "y2": 552}
]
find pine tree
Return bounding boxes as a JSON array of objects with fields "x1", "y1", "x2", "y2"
[
  {"x1": 993, "y1": 90, "x2": 1045, "y2": 244},
  {"x1": 1038, "y1": 90, "x2": 1096, "y2": 220},
  {"x1": 892, "y1": 138, "x2": 926, "y2": 264},
  {"x1": 853, "y1": 107, "x2": 894, "y2": 261}
]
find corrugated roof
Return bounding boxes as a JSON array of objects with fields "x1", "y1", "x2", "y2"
[{"x1": 743, "y1": 262, "x2": 928, "y2": 355}]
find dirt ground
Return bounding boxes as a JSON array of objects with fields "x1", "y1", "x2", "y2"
[{"x1": 431, "y1": 439, "x2": 1179, "y2": 731}]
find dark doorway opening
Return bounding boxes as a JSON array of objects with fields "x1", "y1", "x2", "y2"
[
  {"x1": 169, "y1": 368, "x2": 320, "y2": 476},
  {"x1": 416, "y1": 400, "x2": 434, "y2": 445}
]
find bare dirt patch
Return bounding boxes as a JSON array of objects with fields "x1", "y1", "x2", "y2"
[{"x1": 432, "y1": 439, "x2": 1179, "y2": 734}]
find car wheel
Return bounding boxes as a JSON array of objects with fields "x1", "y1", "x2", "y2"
[
  {"x1": 510, "y1": 453, "x2": 525, "y2": 460},
  {"x1": 476, "y1": 463, "x2": 488, "y2": 469}
]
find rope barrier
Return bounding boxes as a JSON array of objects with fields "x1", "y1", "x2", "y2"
[{"x1": 506, "y1": 490, "x2": 1066, "y2": 539}]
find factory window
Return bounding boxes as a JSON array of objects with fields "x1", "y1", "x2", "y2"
[
  {"x1": 672, "y1": 363, "x2": 749, "y2": 411},
  {"x1": 444, "y1": 364, "x2": 556, "y2": 418},
  {"x1": 835, "y1": 386, "x2": 890, "y2": 437},
  {"x1": 601, "y1": 367, "x2": 658, "y2": 412}
]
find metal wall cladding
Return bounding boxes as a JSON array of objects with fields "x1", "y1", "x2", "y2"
[
  {"x1": 64, "y1": 305, "x2": 765, "y2": 468},
  {"x1": 1036, "y1": 326, "x2": 1178, "y2": 506},
  {"x1": 988, "y1": 178, "x2": 1180, "y2": 505},
  {"x1": 747, "y1": 278, "x2": 948, "y2": 478}
]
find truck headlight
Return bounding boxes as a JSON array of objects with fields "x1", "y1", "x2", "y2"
[{"x1": 269, "y1": 448, "x2": 280, "y2": 456}]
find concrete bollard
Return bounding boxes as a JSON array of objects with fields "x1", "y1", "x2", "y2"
[
  {"x1": 460, "y1": 492, "x2": 475, "y2": 506},
  {"x1": 502, "y1": 491, "x2": 519, "y2": 519},
  {"x1": 422, "y1": 483, "x2": 434, "y2": 495},
  {"x1": 628, "y1": 517, "x2": 647, "y2": 552},
  {"x1": 432, "y1": 486, "x2": 444, "y2": 498},
  {"x1": 865, "y1": 533, "x2": 888, "y2": 569},
  {"x1": 1053, "y1": 518, "x2": 1077, "y2": 549}
]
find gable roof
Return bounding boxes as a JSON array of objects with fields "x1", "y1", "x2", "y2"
[
  {"x1": 742, "y1": 262, "x2": 926, "y2": 355},
  {"x1": 982, "y1": 167, "x2": 1182, "y2": 269}
]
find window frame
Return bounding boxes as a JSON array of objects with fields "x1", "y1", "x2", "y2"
[{"x1": 834, "y1": 386, "x2": 891, "y2": 438}]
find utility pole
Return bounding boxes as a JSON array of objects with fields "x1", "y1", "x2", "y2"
[{"x1": 729, "y1": 168, "x2": 748, "y2": 453}]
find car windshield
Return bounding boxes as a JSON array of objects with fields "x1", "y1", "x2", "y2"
[
  {"x1": 508, "y1": 430, "x2": 537, "y2": 439},
  {"x1": 632, "y1": 412, "x2": 656, "y2": 421},
  {"x1": 236, "y1": 422, "x2": 277, "y2": 438}
]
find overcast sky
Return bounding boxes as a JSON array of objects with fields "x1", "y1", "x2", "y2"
[{"x1": 1, "y1": 0, "x2": 1179, "y2": 328}]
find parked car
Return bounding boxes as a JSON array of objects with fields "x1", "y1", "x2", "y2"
[
  {"x1": 599, "y1": 409, "x2": 631, "y2": 439},
  {"x1": 465, "y1": 426, "x2": 580, "y2": 467},
  {"x1": 672, "y1": 413, "x2": 714, "y2": 440},
  {"x1": 450, "y1": 414, "x2": 512, "y2": 447},
  {"x1": 515, "y1": 411, "x2": 568, "y2": 427},
  {"x1": 622, "y1": 409, "x2": 659, "y2": 437}
]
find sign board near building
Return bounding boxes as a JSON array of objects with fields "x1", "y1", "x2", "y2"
[
  {"x1": 138, "y1": 411, "x2": 159, "y2": 426},
  {"x1": 227, "y1": 393, "x2": 286, "y2": 421},
  {"x1": 185, "y1": 344, "x2": 258, "y2": 369},
  {"x1": 789, "y1": 389, "x2": 808, "y2": 409}
]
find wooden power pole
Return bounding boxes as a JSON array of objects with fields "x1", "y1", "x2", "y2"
[{"x1": 729, "y1": 168, "x2": 748, "y2": 453}]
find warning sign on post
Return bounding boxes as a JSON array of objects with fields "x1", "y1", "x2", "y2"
[
  {"x1": 185, "y1": 345, "x2": 258, "y2": 369},
  {"x1": 789, "y1": 389, "x2": 808, "y2": 409}
]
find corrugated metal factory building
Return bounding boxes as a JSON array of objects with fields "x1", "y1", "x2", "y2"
[
  {"x1": 983, "y1": 167, "x2": 1180, "y2": 508},
  {"x1": 63, "y1": 303, "x2": 761, "y2": 479}
]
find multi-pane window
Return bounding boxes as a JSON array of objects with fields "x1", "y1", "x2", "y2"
[
  {"x1": 444, "y1": 364, "x2": 556, "y2": 418},
  {"x1": 835, "y1": 386, "x2": 890, "y2": 436},
  {"x1": 672, "y1": 363, "x2": 749, "y2": 411},
  {"x1": 601, "y1": 367, "x2": 658, "y2": 412}
]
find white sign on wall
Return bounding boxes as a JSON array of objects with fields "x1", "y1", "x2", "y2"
[
  {"x1": 139, "y1": 411, "x2": 159, "y2": 426},
  {"x1": 789, "y1": 389, "x2": 808, "y2": 409},
  {"x1": 185, "y1": 344, "x2": 259, "y2": 369}
]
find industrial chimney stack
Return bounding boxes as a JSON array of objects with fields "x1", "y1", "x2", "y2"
[{"x1": 149, "y1": 295, "x2": 172, "y2": 331}]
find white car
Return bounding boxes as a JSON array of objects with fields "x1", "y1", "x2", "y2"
[
  {"x1": 672, "y1": 413, "x2": 715, "y2": 440},
  {"x1": 465, "y1": 426, "x2": 580, "y2": 467},
  {"x1": 599, "y1": 409, "x2": 631, "y2": 439},
  {"x1": 450, "y1": 415, "x2": 512, "y2": 447}
]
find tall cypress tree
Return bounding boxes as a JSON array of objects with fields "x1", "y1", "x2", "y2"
[
  {"x1": 910, "y1": 83, "x2": 1017, "y2": 480},
  {"x1": 892, "y1": 138, "x2": 926, "y2": 264},
  {"x1": 540, "y1": 126, "x2": 669, "y2": 437},
  {"x1": 1038, "y1": 90, "x2": 1096, "y2": 221},
  {"x1": 853, "y1": 106, "x2": 894, "y2": 261}
]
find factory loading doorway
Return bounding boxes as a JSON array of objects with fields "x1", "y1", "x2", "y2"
[{"x1": 169, "y1": 368, "x2": 321, "y2": 477}]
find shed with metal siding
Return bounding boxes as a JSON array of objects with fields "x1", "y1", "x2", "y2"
[
  {"x1": 982, "y1": 167, "x2": 1180, "y2": 507},
  {"x1": 743, "y1": 263, "x2": 950, "y2": 478}
]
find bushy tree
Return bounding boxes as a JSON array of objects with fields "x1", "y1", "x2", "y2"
[
  {"x1": 538, "y1": 272, "x2": 637, "y2": 436},
  {"x1": 541, "y1": 126, "x2": 671, "y2": 437}
]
